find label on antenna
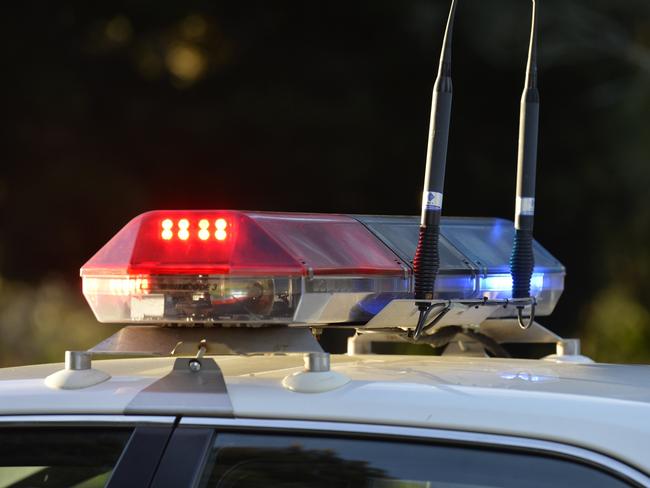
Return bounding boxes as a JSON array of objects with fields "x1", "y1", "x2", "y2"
[
  {"x1": 516, "y1": 197, "x2": 535, "y2": 216},
  {"x1": 423, "y1": 191, "x2": 443, "y2": 210}
]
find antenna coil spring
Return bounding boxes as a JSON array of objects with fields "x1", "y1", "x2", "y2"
[
  {"x1": 413, "y1": 224, "x2": 440, "y2": 306},
  {"x1": 510, "y1": 228, "x2": 534, "y2": 299}
]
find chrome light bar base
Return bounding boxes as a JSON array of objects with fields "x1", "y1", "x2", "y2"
[{"x1": 363, "y1": 297, "x2": 536, "y2": 330}]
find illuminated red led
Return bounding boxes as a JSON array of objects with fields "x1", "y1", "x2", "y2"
[
  {"x1": 215, "y1": 218, "x2": 228, "y2": 241},
  {"x1": 198, "y1": 219, "x2": 210, "y2": 241},
  {"x1": 161, "y1": 219, "x2": 173, "y2": 240},
  {"x1": 160, "y1": 217, "x2": 230, "y2": 242},
  {"x1": 178, "y1": 219, "x2": 190, "y2": 240}
]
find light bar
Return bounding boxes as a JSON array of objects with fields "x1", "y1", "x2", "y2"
[{"x1": 81, "y1": 211, "x2": 565, "y2": 324}]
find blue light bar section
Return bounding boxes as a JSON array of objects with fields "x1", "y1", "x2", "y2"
[
  {"x1": 352, "y1": 215, "x2": 565, "y2": 316},
  {"x1": 440, "y1": 217, "x2": 563, "y2": 275}
]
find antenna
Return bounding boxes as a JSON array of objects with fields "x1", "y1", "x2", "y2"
[
  {"x1": 511, "y1": 0, "x2": 539, "y2": 328},
  {"x1": 412, "y1": 0, "x2": 458, "y2": 339}
]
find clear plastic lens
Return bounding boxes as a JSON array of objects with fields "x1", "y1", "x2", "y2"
[
  {"x1": 84, "y1": 275, "x2": 301, "y2": 323},
  {"x1": 83, "y1": 276, "x2": 150, "y2": 296},
  {"x1": 82, "y1": 274, "x2": 413, "y2": 324}
]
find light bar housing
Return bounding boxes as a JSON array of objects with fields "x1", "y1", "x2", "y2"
[
  {"x1": 81, "y1": 211, "x2": 565, "y2": 324},
  {"x1": 355, "y1": 215, "x2": 565, "y2": 318}
]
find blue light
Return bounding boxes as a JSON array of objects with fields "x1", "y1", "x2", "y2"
[{"x1": 480, "y1": 273, "x2": 544, "y2": 295}]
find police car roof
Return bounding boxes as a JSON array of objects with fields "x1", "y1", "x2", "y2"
[{"x1": 1, "y1": 355, "x2": 650, "y2": 472}]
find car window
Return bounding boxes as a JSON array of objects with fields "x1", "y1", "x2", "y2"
[
  {"x1": 0, "y1": 427, "x2": 132, "y2": 488},
  {"x1": 196, "y1": 432, "x2": 631, "y2": 488}
]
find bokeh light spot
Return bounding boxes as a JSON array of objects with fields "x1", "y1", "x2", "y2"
[
  {"x1": 165, "y1": 43, "x2": 206, "y2": 83},
  {"x1": 105, "y1": 15, "x2": 133, "y2": 45}
]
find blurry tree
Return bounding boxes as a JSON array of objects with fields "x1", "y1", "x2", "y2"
[{"x1": 0, "y1": 277, "x2": 119, "y2": 367}]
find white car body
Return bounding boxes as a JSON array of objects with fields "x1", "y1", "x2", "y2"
[{"x1": 1, "y1": 353, "x2": 649, "y2": 485}]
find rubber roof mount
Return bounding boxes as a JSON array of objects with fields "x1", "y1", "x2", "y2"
[
  {"x1": 44, "y1": 351, "x2": 111, "y2": 390},
  {"x1": 282, "y1": 353, "x2": 351, "y2": 393}
]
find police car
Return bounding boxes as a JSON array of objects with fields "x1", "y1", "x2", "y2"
[
  {"x1": 0, "y1": 210, "x2": 649, "y2": 488},
  {"x1": 3, "y1": 2, "x2": 649, "y2": 487}
]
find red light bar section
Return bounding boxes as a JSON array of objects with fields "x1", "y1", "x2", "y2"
[
  {"x1": 248, "y1": 212, "x2": 404, "y2": 275},
  {"x1": 81, "y1": 210, "x2": 405, "y2": 277}
]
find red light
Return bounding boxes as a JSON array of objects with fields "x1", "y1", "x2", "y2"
[
  {"x1": 178, "y1": 219, "x2": 190, "y2": 240},
  {"x1": 160, "y1": 217, "x2": 230, "y2": 242},
  {"x1": 198, "y1": 219, "x2": 210, "y2": 240},
  {"x1": 81, "y1": 210, "x2": 410, "y2": 323},
  {"x1": 215, "y1": 218, "x2": 227, "y2": 241},
  {"x1": 161, "y1": 219, "x2": 173, "y2": 240}
]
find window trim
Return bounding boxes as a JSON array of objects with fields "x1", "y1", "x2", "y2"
[
  {"x1": 179, "y1": 417, "x2": 650, "y2": 488},
  {"x1": 0, "y1": 415, "x2": 175, "y2": 427}
]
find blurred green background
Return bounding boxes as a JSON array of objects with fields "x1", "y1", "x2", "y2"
[{"x1": 1, "y1": 0, "x2": 649, "y2": 366}]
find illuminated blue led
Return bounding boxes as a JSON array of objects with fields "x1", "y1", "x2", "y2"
[
  {"x1": 356, "y1": 273, "x2": 545, "y2": 318},
  {"x1": 480, "y1": 273, "x2": 544, "y2": 294}
]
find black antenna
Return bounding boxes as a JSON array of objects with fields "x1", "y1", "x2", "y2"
[
  {"x1": 511, "y1": 0, "x2": 539, "y2": 328},
  {"x1": 413, "y1": 0, "x2": 458, "y2": 339}
]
